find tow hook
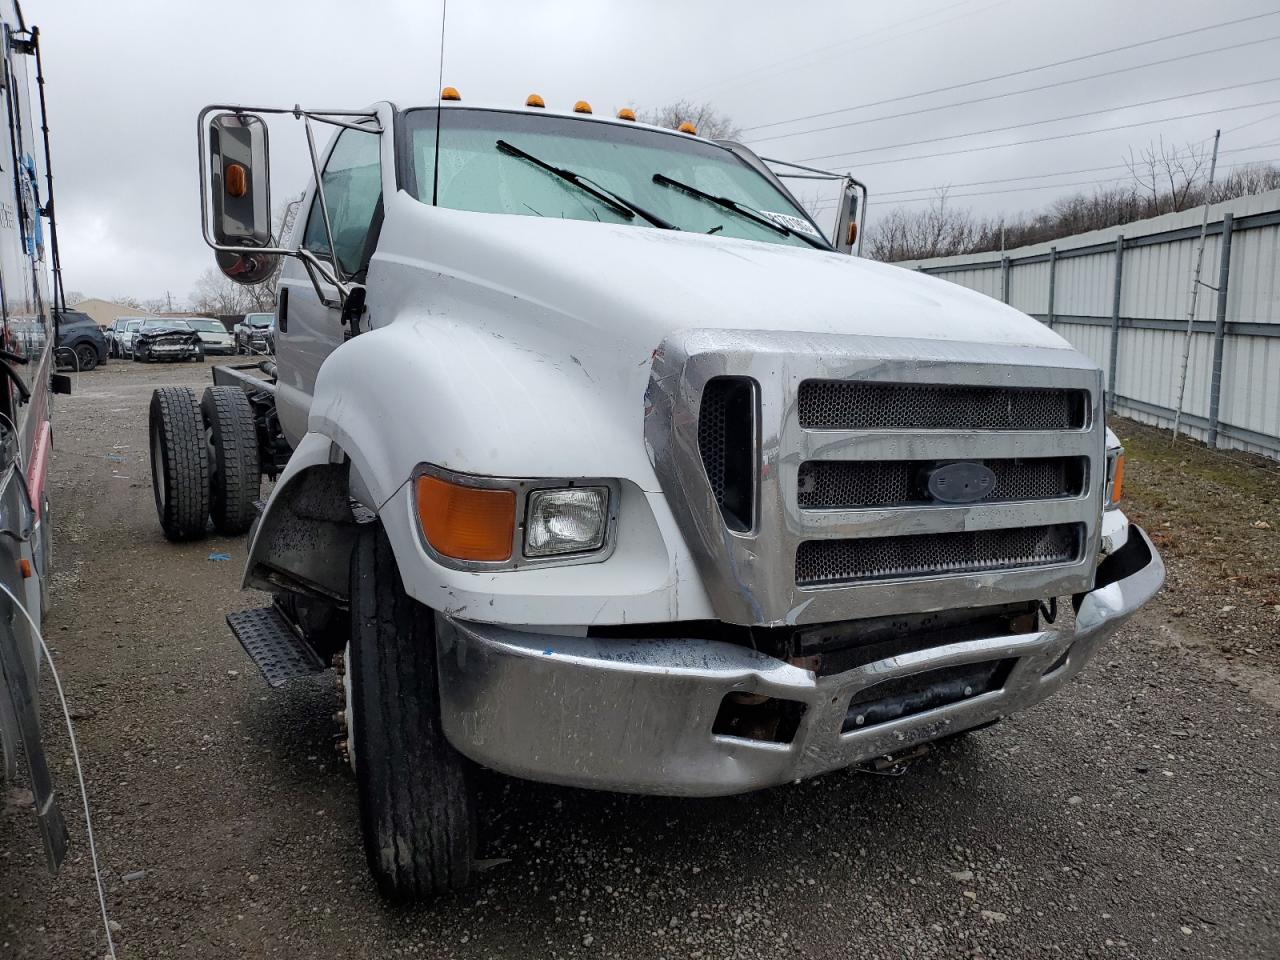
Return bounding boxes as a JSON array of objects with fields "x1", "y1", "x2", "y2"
[{"x1": 859, "y1": 743, "x2": 932, "y2": 776}]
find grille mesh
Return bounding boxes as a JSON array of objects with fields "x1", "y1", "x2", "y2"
[
  {"x1": 698, "y1": 386, "x2": 730, "y2": 507},
  {"x1": 798, "y1": 381, "x2": 1087, "y2": 431},
  {"x1": 698, "y1": 377, "x2": 755, "y2": 532},
  {"x1": 795, "y1": 524, "x2": 1081, "y2": 587},
  {"x1": 797, "y1": 458, "x2": 1085, "y2": 509}
]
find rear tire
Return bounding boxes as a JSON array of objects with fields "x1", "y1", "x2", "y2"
[
  {"x1": 201, "y1": 386, "x2": 260, "y2": 536},
  {"x1": 74, "y1": 343, "x2": 98, "y2": 371},
  {"x1": 149, "y1": 387, "x2": 209, "y2": 541},
  {"x1": 349, "y1": 524, "x2": 475, "y2": 900}
]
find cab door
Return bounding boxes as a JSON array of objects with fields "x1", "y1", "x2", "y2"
[{"x1": 275, "y1": 122, "x2": 384, "y2": 446}]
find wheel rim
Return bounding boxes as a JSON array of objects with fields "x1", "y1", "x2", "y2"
[{"x1": 76, "y1": 345, "x2": 96, "y2": 370}]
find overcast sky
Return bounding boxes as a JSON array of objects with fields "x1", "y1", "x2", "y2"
[{"x1": 33, "y1": 0, "x2": 1280, "y2": 304}]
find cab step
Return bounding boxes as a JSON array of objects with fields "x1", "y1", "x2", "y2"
[{"x1": 226, "y1": 605, "x2": 325, "y2": 688}]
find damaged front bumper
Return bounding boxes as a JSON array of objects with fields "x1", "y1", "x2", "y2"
[{"x1": 436, "y1": 526, "x2": 1164, "y2": 797}]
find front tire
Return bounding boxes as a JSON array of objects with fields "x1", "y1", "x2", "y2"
[
  {"x1": 349, "y1": 524, "x2": 475, "y2": 900},
  {"x1": 149, "y1": 387, "x2": 209, "y2": 541},
  {"x1": 200, "y1": 386, "x2": 260, "y2": 535}
]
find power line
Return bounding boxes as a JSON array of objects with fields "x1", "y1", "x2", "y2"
[
  {"x1": 744, "y1": 33, "x2": 1280, "y2": 145},
  {"x1": 878, "y1": 158, "x2": 1280, "y2": 203},
  {"x1": 800, "y1": 95, "x2": 1280, "y2": 166},
  {"x1": 869, "y1": 140, "x2": 1280, "y2": 198},
  {"x1": 804, "y1": 155, "x2": 1280, "y2": 210},
  {"x1": 690, "y1": 0, "x2": 1003, "y2": 99},
  {"x1": 800, "y1": 76, "x2": 1280, "y2": 163},
  {"x1": 742, "y1": 10, "x2": 1280, "y2": 134},
  {"x1": 865, "y1": 138, "x2": 1280, "y2": 197}
]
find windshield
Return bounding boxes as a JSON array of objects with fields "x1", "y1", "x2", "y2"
[
  {"x1": 140, "y1": 320, "x2": 190, "y2": 332},
  {"x1": 402, "y1": 108, "x2": 826, "y2": 250},
  {"x1": 245, "y1": 314, "x2": 273, "y2": 328},
  {"x1": 125, "y1": 320, "x2": 141, "y2": 331},
  {"x1": 186, "y1": 319, "x2": 226, "y2": 333}
]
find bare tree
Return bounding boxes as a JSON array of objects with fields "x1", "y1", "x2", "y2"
[
  {"x1": 868, "y1": 147, "x2": 1280, "y2": 262},
  {"x1": 866, "y1": 189, "x2": 979, "y2": 261},
  {"x1": 637, "y1": 100, "x2": 742, "y2": 140},
  {"x1": 1125, "y1": 138, "x2": 1209, "y2": 215}
]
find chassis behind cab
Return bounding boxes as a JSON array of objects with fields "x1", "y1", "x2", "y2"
[{"x1": 153, "y1": 94, "x2": 1163, "y2": 900}]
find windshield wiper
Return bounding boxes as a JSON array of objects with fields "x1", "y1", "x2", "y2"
[
  {"x1": 495, "y1": 140, "x2": 677, "y2": 230},
  {"x1": 651, "y1": 173, "x2": 830, "y2": 250}
]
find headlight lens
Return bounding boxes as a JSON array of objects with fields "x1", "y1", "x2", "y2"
[{"x1": 524, "y1": 487, "x2": 609, "y2": 557}]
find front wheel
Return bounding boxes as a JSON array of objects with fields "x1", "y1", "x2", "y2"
[
  {"x1": 348, "y1": 523, "x2": 475, "y2": 900},
  {"x1": 75, "y1": 343, "x2": 99, "y2": 371}
]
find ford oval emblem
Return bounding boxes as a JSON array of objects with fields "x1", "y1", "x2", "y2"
[{"x1": 927, "y1": 461, "x2": 997, "y2": 504}]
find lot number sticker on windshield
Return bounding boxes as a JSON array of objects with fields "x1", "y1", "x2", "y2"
[{"x1": 760, "y1": 210, "x2": 822, "y2": 238}]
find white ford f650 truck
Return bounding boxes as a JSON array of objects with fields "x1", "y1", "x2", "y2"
[{"x1": 149, "y1": 92, "x2": 1164, "y2": 900}]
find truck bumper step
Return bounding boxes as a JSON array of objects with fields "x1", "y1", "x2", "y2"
[{"x1": 226, "y1": 606, "x2": 325, "y2": 688}]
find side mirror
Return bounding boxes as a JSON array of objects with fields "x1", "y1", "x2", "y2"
[
  {"x1": 834, "y1": 181, "x2": 859, "y2": 255},
  {"x1": 207, "y1": 112, "x2": 277, "y2": 284}
]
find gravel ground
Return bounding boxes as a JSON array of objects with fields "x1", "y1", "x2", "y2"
[{"x1": 1, "y1": 360, "x2": 1277, "y2": 959}]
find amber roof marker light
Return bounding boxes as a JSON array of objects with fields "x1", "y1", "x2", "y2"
[
  {"x1": 526, "y1": 93, "x2": 545, "y2": 108},
  {"x1": 573, "y1": 100, "x2": 593, "y2": 114},
  {"x1": 616, "y1": 108, "x2": 636, "y2": 121},
  {"x1": 441, "y1": 86, "x2": 461, "y2": 101}
]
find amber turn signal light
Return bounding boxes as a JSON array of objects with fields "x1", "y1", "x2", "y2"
[
  {"x1": 416, "y1": 475, "x2": 515, "y2": 562},
  {"x1": 225, "y1": 162, "x2": 248, "y2": 198},
  {"x1": 1110, "y1": 454, "x2": 1125, "y2": 505}
]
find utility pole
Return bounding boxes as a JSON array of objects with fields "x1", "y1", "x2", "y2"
[
  {"x1": 1172, "y1": 129, "x2": 1220, "y2": 443},
  {"x1": 166, "y1": 290, "x2": 173, "y2": 312}
]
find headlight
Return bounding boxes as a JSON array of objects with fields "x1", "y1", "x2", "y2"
[{"x1": 524, "y1": 487, "x2": 609, "y2": 557}]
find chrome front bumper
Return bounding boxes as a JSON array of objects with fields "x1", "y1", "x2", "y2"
[{"x1": 436, "y1": 527, "x2": 1163, "y2": 797}]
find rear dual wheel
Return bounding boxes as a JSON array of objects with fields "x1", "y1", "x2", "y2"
[{"x1": 148, "y1": 385, "x2": 260, "y2": 541}]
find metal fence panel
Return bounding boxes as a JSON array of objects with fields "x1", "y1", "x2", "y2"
[{"x1": 899, "y1": 188, "x2": 1280, "y2": 459}]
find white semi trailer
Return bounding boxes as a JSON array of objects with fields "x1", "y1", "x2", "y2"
[{"x1": 150, "y1": 91, "x2": 1163, "y2": 900}]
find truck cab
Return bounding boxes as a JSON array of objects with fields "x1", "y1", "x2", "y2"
[{"x1": 153, "y1": 93, "x2": 1164, "y2": 901}]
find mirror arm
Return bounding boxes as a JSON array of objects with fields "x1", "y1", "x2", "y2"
[
  {"x1": 302, "y1": 112, "x2": 345, "y2": 287},
  {"x1": 296, "y1": 249, "x2": 348, "y2": 308}
]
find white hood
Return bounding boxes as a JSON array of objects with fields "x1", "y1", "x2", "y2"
[{"x1": 377, "y1": 198, "x2": 1071, "y2": 357}]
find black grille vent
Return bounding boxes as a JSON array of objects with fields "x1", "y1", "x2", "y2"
[
  {"x1": 796, "y1": 524, "x2": 1082, "y2": 587},
  {"x1": 797, "y1": 381, "x2": 1088, "y2": 431},
  {"x1": 797, "y1": 457, "x2": 1087, "y2": 509},
  {"x1": 698, "y1": 377, "x2": 756, "y2": 532}
]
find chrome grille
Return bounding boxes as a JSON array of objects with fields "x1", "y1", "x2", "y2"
[
  {"x1": 798, "y1": 381, "x2": 1088, "y2": 431},
  {"x1": 796, "y1": 524, "x2": 1082, "y2": 587},
  {"x1": 797, "y1": 458, "x2": 1086, "y2": 509}
]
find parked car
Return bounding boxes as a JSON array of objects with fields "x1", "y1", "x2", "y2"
[
  {"x1": 107, "y1": 316, "x2": 146, "y2": 358},
  {"x1": 233, "y1": 312, "x2": 275, "y2": 354},
  {"x1": 54, "y1": 309, "x2": 108, "y2": 371},
  {"x1": 184, "y1": 317, "x2": 236, "y2": 355},
  {"x1": 132, "y1": 320, "x2": 204, "y2": 363}
]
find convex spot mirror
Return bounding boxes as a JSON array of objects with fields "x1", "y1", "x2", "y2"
[{"x1": 208, "y1": 112, "x2": 277, "y2": 284}]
